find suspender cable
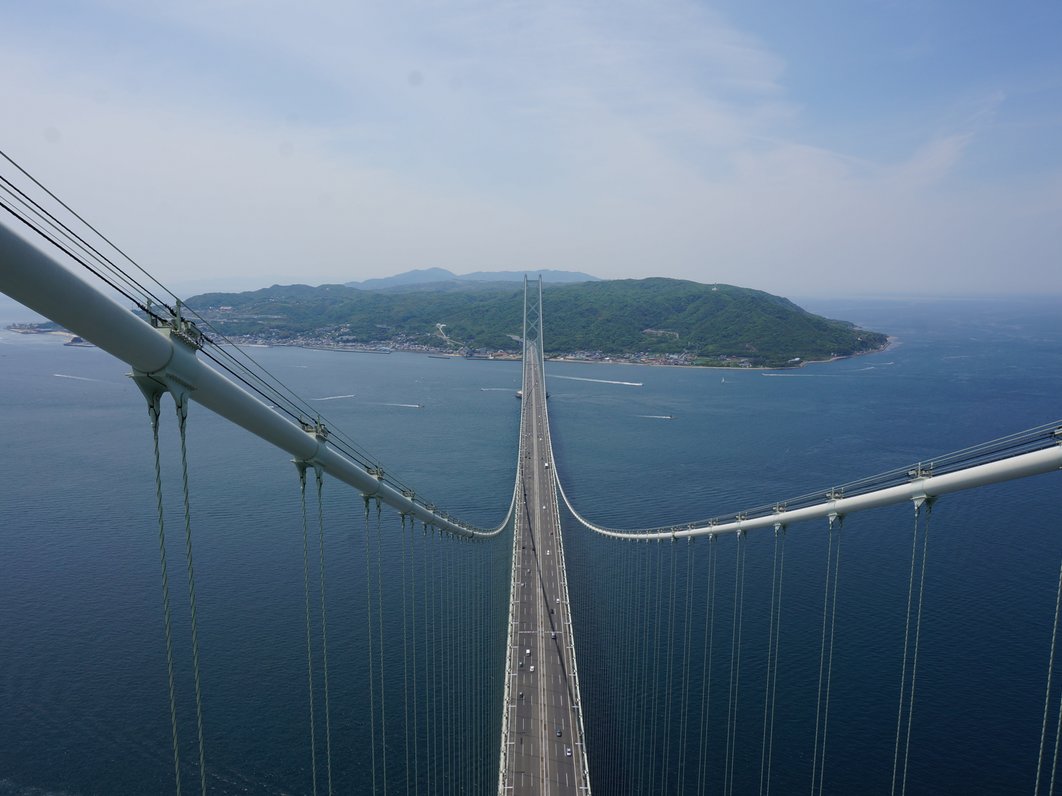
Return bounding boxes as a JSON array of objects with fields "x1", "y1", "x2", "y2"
[
  {"x1": 759, "y1": 526, "x2": 783, "y2": 795},
  {"x1": 698, "y1": 534, "x2": 719, "y2": 796},
  {"x1": 147, "y1": 396, "x2": 183, "y2": 795},
  {"x1": 648, "y1": 540, "x2": 666, "y2": 794},
  {"x1": 724, "y1": 530, "x2": 748, "y2": 796},
  {"x1": 313, "y1": 469, "x2": 334, "y2": 796},
  {"x1": 361, "y1": 498, "x2": 378, "y2": 793},
  {"x1": 175, "y1": 397, "x2": 208, "y2": 796},
  {"x1": 899, "y1": 503, "x2": 932, "y2": 796},
  {"x1": 637, "y1": 541, "x2": 650, "y2": 791},
  {"x1": 401, "y1": 517, "x2": 413, "y2": 795},
  {"x1": 403, "y1": 517, "x2": 416, "y2": 793},
  {"x1": 892, "y1": 503, "x2": 923, "y2": 796},
  {"x1": 299, "y1": 466, "x2": 319, "y2": 796},
  {"x1": 763, "y1": 525, "x2": 786, "y2": 796},
  {"x1": 622, "y1": 538, "x2": 640, "y2": 792},
  {"x1": 424, "y1": 526, "x2": 434, "y2": 794},
  {"x1": 813, "y1": 515, "x2": 844, "y2": 796},
  {"x1": 810, "y1": 520, "x2": 835, "y2": 796},
  {"x1": 1035, "y1": 555, "x2": 1062, "y2": 796},
  {"x1": 678, "y1": 539, "x2": 696, "y2": 795},
  {"x1": 662, "y1": 539, "x2": 679, "y2": 793},
  {"x1": 375, "y1": 500, "x2": 388, "y2": 793}
]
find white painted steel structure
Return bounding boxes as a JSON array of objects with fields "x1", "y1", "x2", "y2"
[
  {"x1": 0, "y1": 221, "x2": 514, "y2": 539},
  {"x1": 555, "y1": 419, "x2": 1062, "y2": 540}
]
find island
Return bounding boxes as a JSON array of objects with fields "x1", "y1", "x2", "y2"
[{"x1": 183, "y1": 277, "x2": 888, "y2": 369}]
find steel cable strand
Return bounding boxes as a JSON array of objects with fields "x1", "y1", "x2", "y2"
[
  {"x1": 0, "y1": 180, "x2": 163, "y2": 314},
  {"x1": 1049, "y1": 662, "x2": 1062, "y2": 796},
  {"x1": 891, "y1": 506, "x2": 922, "y2": 796},
  {"x1": 622, "y1": 538, "x2": 641, "y2": 790},
  {"x1": 810, "y1": 522, "x2": 836, "y2": 796},
  {"x1": 662, "y1": 540, "x2": 679, "y2": 793},
  {"x1": 817, "y1": 517, "x2": 844, "y2": 796},
  {"x1": 636, "y1": 541, "x2": 653, "y2": 793},
  {"x1": 400, "y1": 516, "x2": 411, "y2": 795},
  {"x1": 615, "y1": 541, "x2": 629, "y2": 784},
  {"x1": 461, "y1": 541, "x2": 471, "y2": 792},
  {"x1": 469, "y1": 543, "x2": 478, "y2": 790},
  {"x1": 148, "y1": 401, "x2": 184, "y2": 795},
  {"x1": 648, "y1": 541, "x2": 666, "y2": 794},
  {"x1": 374, "y1": 502, "x2": 388, "y2": 793},
  {"x1": 440, "y1": 534, "x2": 449, "y2": 789},
  {"x1": 175, "y1": 399, "x2": 208, "y2": 796},
  {"x1": 678, "y1": 540, "x2": 696, "y2": 795},
  {"x1": 697, "y1": 535, "x2": 719, "y2": 796},
  {"x1": 0, "y1": 198, "x2": 151, "y2": 316},
  {"x1": 759, "y1": 527, "x2": 782, "y2": 796},
  {"x1": 445, "y1": 537, "x2": 455, "y2": 789},
  {"x1": 765, "y1": 528, "x2": 786, "y2": 796},
  {"x1": 619, "y1": 540, "x2": 636, "y2": 790},
  {"x1": 899, "y1": 506, "x2": 931, "y2": 796},
  {"x1": 299, "y1": 467, "x2": 319, "y2": 796},
  {"x1": 314, "y1": 469, "x2": 334, "y2": 795},
  {"x1": 424, "y1": 527, "x2": 434, "y2": 795},
  {"x1": 361, "y1": 500, "x2": 378, "y2": 794},
  {"x1": 406, "y1": 519, "x2": 420, "y2": 794},
  {"x1": 723, "y1": 533, "x2": 742, "y2": 795},
  {"x1": 0, "y1": 148, "x2": 177, "y2": 312},
  {"x1": 725, "y1": 531, "x2": 748, "y2": 796},
  {"x1": 1034, "y1": 557, "x2": 1062, "y2": 795}
]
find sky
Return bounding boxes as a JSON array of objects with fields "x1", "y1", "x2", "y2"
[{"x1": 1, "y1": 0, "x2": 1060, "y2": 298}]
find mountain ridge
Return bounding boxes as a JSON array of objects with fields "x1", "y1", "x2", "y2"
[{"x1": 347, "y1": 268, "x2": 599, "y2": 291}]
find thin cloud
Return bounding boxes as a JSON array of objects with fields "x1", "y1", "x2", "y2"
[{"x1": 0, "y1": 1, "x2": 1059, "y2": 297}]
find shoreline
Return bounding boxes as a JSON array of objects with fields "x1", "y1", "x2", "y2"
[
  {"x1": 542, "y1": 336, "x2": 897, "y2": 372},
  {"x1": 4, "y1": 322, "x2": 897, "y2": 371}
]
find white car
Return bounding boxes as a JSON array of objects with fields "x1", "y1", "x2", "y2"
[{"x1": 529, "y1": 665, "x2": 535, "y2": 673}]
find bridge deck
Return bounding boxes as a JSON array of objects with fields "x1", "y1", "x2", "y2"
[{"x1": 500, "y1": 344, "x2": 590, "y2": 794}]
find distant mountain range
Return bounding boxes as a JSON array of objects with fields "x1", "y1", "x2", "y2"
[
  {"x1": 187, "y1": 277, "x2": 888, "y2": 368},
  {"x1": 347, "y1": 268, "x2": 599, "y2": 291}
]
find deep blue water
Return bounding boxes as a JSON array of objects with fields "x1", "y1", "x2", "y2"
[{"x1": 0, "y1": 296, "x2": 1060, "y2": 794}]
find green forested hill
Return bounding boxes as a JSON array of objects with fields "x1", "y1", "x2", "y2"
[{"x1": 188, "y1": 278, "x2": 887, "y2": 367}]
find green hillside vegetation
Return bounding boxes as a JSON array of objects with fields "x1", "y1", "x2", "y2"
[{"x1": 188, "y1": 278, "x2": 887, "y2": 367}]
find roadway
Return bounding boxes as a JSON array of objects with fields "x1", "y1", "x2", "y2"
[{"x1": 500, "y1": 343, "x2": 590, "y2": 794}]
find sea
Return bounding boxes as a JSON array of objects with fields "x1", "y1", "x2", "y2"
[{"x1": 0, "y1": 295, "x2": 1060, "y2": 795}]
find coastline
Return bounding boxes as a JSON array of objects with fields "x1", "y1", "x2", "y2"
[
  {"x1": 542, "y1": 336, "x2": 898, "y2": 371},
  {"x1": 5, "y1": 321, "x2": 896, "y2": 371}
]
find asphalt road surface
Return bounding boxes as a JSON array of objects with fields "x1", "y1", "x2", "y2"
[{"x1": 501, "y1": 345, "x2": 590, "y2": 795}]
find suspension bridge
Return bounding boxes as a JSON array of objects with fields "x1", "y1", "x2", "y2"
[{"x1": 2, "y1": 155, "x2": 1062, "y2": 794}]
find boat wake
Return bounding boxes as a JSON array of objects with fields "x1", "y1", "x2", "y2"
[
  {"x1": 53, "y1": 373, "x2": 109, "y2": 383},
  {"x1": 549, "y1": 375, "x2": 643, "y2": 387},
  {"x1": 311, "y1": 393, "x2": 357, "y2": 401},
  {"x1": 636, "y1": 414, "x2": 674, "y2": 420}
]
